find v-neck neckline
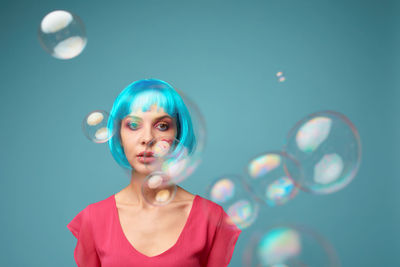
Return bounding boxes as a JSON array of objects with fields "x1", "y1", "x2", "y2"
[{"x1": 112, "y1": 194, "x2": 198, "y2": 259}]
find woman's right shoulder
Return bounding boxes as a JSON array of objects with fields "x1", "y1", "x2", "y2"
[{"x1": 87, "y1": 194, "x2": 115, "y2": 217}]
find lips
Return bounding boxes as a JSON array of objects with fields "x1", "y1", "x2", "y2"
[
  {"x1": 137, "y1": 151, "x2": 154, "y2": 157},
  {"x1": 137, "y1": 151, "x2": 155, "y2": 164}
]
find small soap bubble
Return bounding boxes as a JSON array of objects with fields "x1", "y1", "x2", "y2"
[
  {"x1": 206, "y1": 175, "x2": 259, "y2": 229},
  {"x1": 141, "y1": 172, "x2": 177, "y2": 206},
  {"x1": 245, "y1": 152, "x2": 302, "y2": 207},
  {"x1": 82, "y1": 110, "x2": 116, "y2": 143},
  {"x1": 284, "y1": 111, "x2": 361, "y2": 194},
  {"x1": 38, "y1": 10, "x2": 87, "y2": 59},
  {"x1": 276, "y1": 72, "x2": 286, "y2": 82},
  {"x1": 144, "y1": 138, "x2": 198, "y2": 184}
]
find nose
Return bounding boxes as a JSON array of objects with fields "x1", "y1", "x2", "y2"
[{"x1": 140, "y1": 127, "x2": 154, "y2": 146}]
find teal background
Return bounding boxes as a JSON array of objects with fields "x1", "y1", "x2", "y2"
[{"x1": 0, "y1": 0, "x2": 398, "y2": 266}]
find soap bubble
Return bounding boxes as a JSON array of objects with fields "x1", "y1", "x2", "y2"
[
  {"x1": 284, "y1": 111, "x2": 361, "y2": 194},
  {"x1": 206, "y1": 175, "x2": 259, "y2": 229},
  {"x1": 276, "y1": 72, "x2": 286, "y2": 82},
  {"x1": 142, "y1": 90, "x2": 206, "y2": 184},
  {"x1": 245, "y1": 151, "x2": 302, "y2": 206},
  {"x1": 82, "y1": 110, "x2": 116, "y2": 143},
  {"x1": 141, "y1": 172, "x2": 177, "y2": 206},
  {"x1": 38, "y1": 10, "x2": 87, "y2": 59},
  {"x1": 243, "y1": 224, "x2": 340, "y2": 267}
]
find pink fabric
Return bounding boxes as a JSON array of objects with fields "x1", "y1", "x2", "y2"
[{"x1": 67, "y1": 194, "x2": 241, "y2": 267}]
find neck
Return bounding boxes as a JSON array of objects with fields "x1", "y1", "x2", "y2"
[{"x1": 123, "y1": 170, "x2": 155, "y2": 209}]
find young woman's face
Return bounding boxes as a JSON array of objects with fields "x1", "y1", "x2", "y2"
[{"x1": 120, "y1": 104, "x2": 177, "y2": 174}]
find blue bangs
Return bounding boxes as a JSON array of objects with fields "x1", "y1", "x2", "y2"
[{"x1": 129, "y1": 89, "x2": 177, "y2": 117}]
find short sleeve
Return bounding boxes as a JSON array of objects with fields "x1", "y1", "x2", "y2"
[
  {"x1": 67, "y1": 204, "x2": 101, "y2": 267},
  {"x1": 206, "y1": 207, "x2": 242, "y2": 267}
]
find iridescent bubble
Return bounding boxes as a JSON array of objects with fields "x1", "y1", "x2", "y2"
[
  {"x1": 144, "y1": 138, "x2": 190, "y2": 179},
  {"x1": 206, "y1": 175, "x2": 259, "y2": 229},
  {"x1": 138, "y1": 89, "x2": 206, "y2": 184},
  {"x1": 276, "y1": 72, "x2": 286, "y2": 82},
  {"x1": 245, "y1": 152, "x2": 302, "y2": 206},
  {"x1": 243, "y1": 225, "x2": 340, "y2": 267},
  {"x1": 143, "y1": 136, "x2": 201, "y2": 185},
  {"x1": 38, "y1": 10, "x2": 87, "y2": 59},
  {"x1": 284, "y1": 111, "x2": 361, "y2": 194},
  {"x1": 141, "y1": 172, "x2": 177, "y2": 206},
  {"x1": 82, "y1": 110, "x2": 116, "y2": 143}
]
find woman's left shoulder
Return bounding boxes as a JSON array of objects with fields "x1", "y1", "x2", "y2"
[
  {"x1": 174, "y1": 187, "x2": 196, "y2": 202},
  {"x1": 194, "y1": 195, "x2": 225, "y2": 218}
]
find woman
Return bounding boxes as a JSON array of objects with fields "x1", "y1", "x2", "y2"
[{"x1": 67, "y1": 79, "x2": 241, "y2": 267}]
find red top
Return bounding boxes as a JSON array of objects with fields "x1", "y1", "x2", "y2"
[{"x1": 67, "y1": 194, "x2": 241, "y2": 267}]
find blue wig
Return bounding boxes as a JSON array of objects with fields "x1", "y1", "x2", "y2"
[{"x1": 107, "y1": 79, "x2": 196, "y2": 170}]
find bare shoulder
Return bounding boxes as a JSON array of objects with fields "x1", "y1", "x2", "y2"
[{"x1": 173, "y1": 186, "x2": 196, "y2": 203}]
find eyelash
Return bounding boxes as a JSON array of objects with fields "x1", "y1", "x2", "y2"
[
  {"x1": 155, "y1": 122, "x2": 170, "y2": 131},
  {"x1": 127, "y1": 122, "x2": 139, "y2": 130}
]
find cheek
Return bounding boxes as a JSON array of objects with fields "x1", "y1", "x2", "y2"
[
  {"x1": 155, "y1": 129, "x2": 177, "y2": 140},
  {"x1": 120, "y1": 132, "x2": 137, "y2": 154}
]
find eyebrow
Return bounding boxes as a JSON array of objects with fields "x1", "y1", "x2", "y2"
[
  {"x1": 125, "y1": 116, "x2": 142, "y2": 121},
  {"x1": 154, "y1": 115, "x2": 173, "y2": 121}
]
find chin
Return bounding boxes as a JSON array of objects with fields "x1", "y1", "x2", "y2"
[{"x1": 131, "y1": 163, "x2": 154, "y2": 176}]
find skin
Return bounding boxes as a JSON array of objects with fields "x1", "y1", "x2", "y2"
[{"x1": 115, "y1": 104, "x2": 196, "y2": 257}]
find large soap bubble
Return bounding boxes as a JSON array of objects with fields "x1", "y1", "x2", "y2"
[
  {"x1": 244, "y1": 151, "x2": 302, "y2": 207},
  {"x1": 143, "y1": 90, "x2": 206, "y2": 184},
  {"x1": 243, "y1": 224, "x2": 340, "y2": 267},
  {"x1": 284, "y1": 111, "x2": 361, "y2": 194},
  {"x1": 206, "y1": 175, "x2": 259, "y2": 230},
  {"x1": 38, "y1": 10, "x2": 87, "y2": 59}
]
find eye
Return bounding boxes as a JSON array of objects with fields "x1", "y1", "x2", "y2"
[
  {"x1": 127, "y1": 121, "x2": 140, "y2": 130},
  {"x1": 156, "y1": 122, "x2": 169, "y2": 131}
]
